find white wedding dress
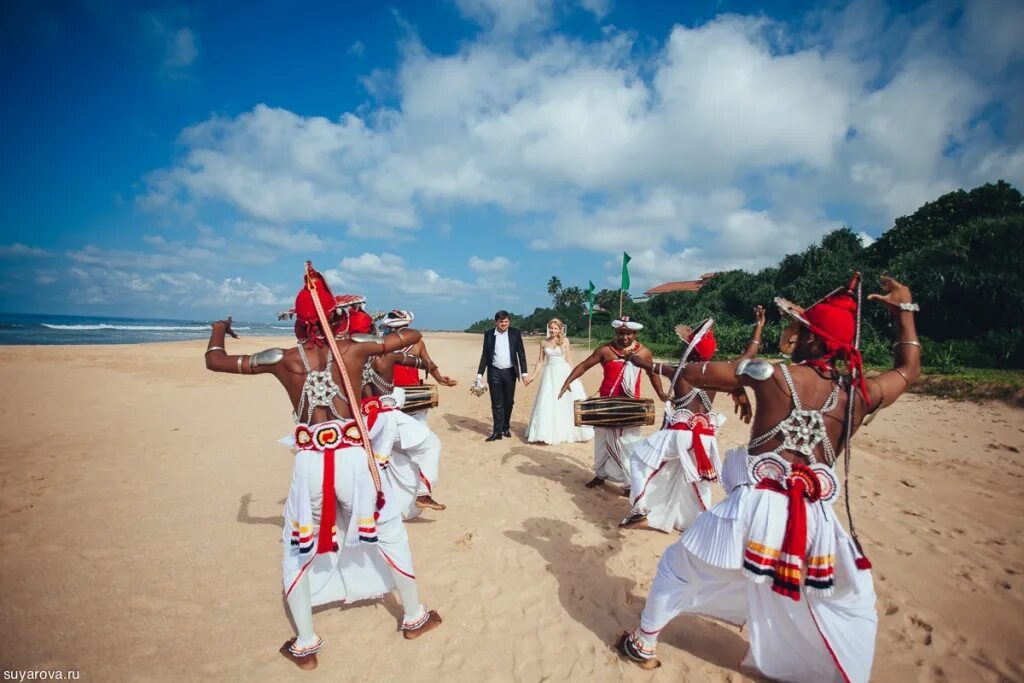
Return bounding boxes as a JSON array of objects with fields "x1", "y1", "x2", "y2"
[{"x1": 526, "y1": 347, "x2": 594, "y2": 445}]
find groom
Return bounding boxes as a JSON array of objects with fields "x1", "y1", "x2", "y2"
[{"x1": 476, "y1": 310, "x2": 528, "y2": 441}]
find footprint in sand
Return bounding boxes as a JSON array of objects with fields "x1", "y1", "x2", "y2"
[
  {"x1": 909, "y1": 615, "x2": 934, "y2": 646},
  {"x1": 453, "y1": 532, "x2": 474, "y2": 550}
]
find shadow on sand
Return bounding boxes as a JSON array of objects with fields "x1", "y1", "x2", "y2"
[
  {"x1": 502, "y1": 447, "x2": 753, "y2": 677},
  {"x1": 237, "y1": 493, "x2": 285, "y2": 527}
]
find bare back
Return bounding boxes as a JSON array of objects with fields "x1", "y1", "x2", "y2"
[{"x1": 747, "y1": 364, "x2": 868, "y2": 465}]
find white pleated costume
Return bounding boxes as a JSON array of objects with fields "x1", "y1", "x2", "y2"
[
  {"x1": 279, "y1": 344, "x2": 431, "y2": 659},
  {"x1": 623, "y1": 365, "x2": 877, "y2": 682},
  {"x1": 628, "y1": 393, "x2": 724, "y2": 532},
  {"x1": 368, "y1": 387, "x2": 443, "y2": 520}
]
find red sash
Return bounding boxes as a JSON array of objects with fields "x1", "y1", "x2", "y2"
[
  {"x1": 668, "y1": 420, "x2": 717, "y2": 481},
  {"x1": 755, "y1": 463, "x2": 822, "y2": 600}
]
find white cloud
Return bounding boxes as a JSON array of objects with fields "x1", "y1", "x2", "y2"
[
  {"x1": 348, "y1": 40, "x2": 365, "y2": 58},
  {"x1": 165, "y1": 27, "x2": 198, "y2": 69},
  {"x1": 142, "y1": 12, "x2": 198, "y2": 76},
  {"x1": 0, "y1": 243, "x2": 51, "y2": 258},
  {"x1": 468, "y1": 255, "x2": 516, "y2": 274},
  {"x1": 136, "y1": 3, "x2": 1024, "y2": 292},
  {"x1": 234, "y1": 223, "x2": 328, "y2": 252},
  {"x1": 65, "y1": 266, "x2": 285, "y2": 308}
]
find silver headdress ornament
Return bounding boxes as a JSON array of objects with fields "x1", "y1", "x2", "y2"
[
  {"x1": 381, "y1": 309, "x2": 414, "y2": 329},
  {"x1": 611, "y1": 316, "x2": 643, "y2": 331},
  {"x1": 667, "y1": 317, "x2": 714, "y2": 395}
]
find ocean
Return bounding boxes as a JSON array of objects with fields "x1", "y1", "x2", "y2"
[{"x1": 0, "y1": 313, "x2": 293, "y2": 345}]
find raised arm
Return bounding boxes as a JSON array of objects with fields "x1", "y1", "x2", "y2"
[
  {"x1": 736, "y1": 305, "x2": 766, "y2": 362},
  {"x1": 204, "y1": 318, "x2": 282, "y2": 376},
  {"x1": 410, "y1": 339, "x2": 457, "y2": 387},
  {"x1": 865, "y1": 276, "x2": 921, "y2": 410},
  {"x1": 557, "y1": 347, "x2": 603, "y2": 398},
  {"x1": 628, "y1": 354, "x2": 677, "y2": 378},
  {"x1": 636, "y1": 347, "x2": 669, "y2": 401}
]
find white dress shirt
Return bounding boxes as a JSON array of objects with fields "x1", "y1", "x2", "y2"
[{"x1": 492, "y1": 329, "x2": 512, "y2": 369}]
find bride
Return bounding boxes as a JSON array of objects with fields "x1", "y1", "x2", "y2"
[{"x1": 525, "y1": 319, "x2": 594, "y2": 445}]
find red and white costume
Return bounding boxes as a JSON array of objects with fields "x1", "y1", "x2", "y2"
[
  {"x1": 279, "y1": 285, "x2": 431, "y2": 660},
  {"x1": 628, "y1": 395, "x2": 723, "y2": 531},
  {"x1": 627, "y1": 326, "x2": 723, "y2": 531},
  {"x1": 593, "y1": 346, "x2": 644, "y2": 485},
  {"x1": 622, "y1": 285, "x2": 877, "y2": 682}
]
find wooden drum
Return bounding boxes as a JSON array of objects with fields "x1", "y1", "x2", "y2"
[
  {"x1": 402, "y1": 384, "x2": 439, "y2": 414},
  {"x1": 574, "y1": 397, "x2": 655, "y2": 428}
]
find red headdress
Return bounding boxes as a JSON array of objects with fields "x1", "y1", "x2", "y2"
[
  {"x1": 347, "y1": 309, "x2": 374, "y2": 335},
  {"x1": 688, "y1": 326, "x2": 717, "y2": 361},
  {"x1": 776, "y1": 273, "x2": 869, "y2": 403},
  {"x1": 292, "y1": 270, "x2": 337, "y2": 345}
]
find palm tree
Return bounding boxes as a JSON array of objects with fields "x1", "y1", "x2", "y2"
[{"x1": 546, "y1": 276, "x2": 562, "y2": 305}]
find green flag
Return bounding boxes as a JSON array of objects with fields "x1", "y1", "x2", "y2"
[
  {"x1": 620, "y1": 252, "x2": 631, "y2": 291},
  {"x1": 587, "y1": 280, "x2": 596, "y2": 317}
]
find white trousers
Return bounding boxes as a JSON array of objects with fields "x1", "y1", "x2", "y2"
[{"x1": 593, "y1": 426, "x2": 642, "y2": 485}]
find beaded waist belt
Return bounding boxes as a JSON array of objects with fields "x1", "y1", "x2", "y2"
[{"x1": 294, "y1": 420, "x2": 363, "y2": 451}]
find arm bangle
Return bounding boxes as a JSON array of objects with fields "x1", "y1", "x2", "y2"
[
  {"x1": 892, "y1": 367, "x2": 912, "y2": 386},
  {"x1": 205, "y1": 346, "x2": 225, "y2": 355},
  {"x1": 748, "y1": 340, "x2": 761, "y2": 346},
  {"x1": 892, "y1": 340, "x2": 922, "y2": 350},
  {"x1": 237, "y1": 356, "x2": 244, "y2": 373}
]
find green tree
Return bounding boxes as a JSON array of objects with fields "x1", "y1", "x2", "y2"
[{"x1": 546, "y1": 276, "x2": 562, "y2": 306}]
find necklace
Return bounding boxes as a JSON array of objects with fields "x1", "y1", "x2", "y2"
[{"x1": 609, "y1": 341, "x2": 639, "y2": 357}]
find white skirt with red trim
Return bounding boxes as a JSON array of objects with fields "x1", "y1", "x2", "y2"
[{"x1": 281, "y1": 444, "x2": 411, "y2": 608}]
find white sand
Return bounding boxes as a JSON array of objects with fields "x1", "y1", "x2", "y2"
[{"x1": 1, "y1": 333, "x2": 1021, "y2": 681}]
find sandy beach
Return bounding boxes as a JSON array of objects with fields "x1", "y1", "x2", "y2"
[{"x1": 1, "y1": 332, "x2": 1022, "y2": 682}]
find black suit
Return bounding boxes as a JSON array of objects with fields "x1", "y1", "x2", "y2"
[{"x1": 477, "y1": 327, "x2": 528, "y2": 434}]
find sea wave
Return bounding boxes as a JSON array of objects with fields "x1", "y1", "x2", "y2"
[{"x1": 40, "y1": 323, "x2": 252, "y2": 331}]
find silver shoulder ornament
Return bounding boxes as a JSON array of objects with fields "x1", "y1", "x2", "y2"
[
  {"x1": 351, "y1": 333, "x2": 384, "y2": 344},
  {"x1": 250, "y1": 347, "x2": 285, "y2": 369},
  {"x1": 735, "y1": 359, "x2": 774, "y2": 381}
]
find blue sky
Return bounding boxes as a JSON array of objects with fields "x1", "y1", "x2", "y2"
[{"x1": 1, "y1": 0, "x2": 1022, "y2": 329}]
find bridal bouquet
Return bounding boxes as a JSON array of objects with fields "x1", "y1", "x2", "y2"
[{"x1": 469, "y1": 379, "x2": 488, "y2": 397}]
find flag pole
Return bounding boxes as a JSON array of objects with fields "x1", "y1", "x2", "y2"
[
  {"x1": 588, "y1": 314, "x2": 592, "y2": 351},
  {"x1": 619, "y1": 289, "x2": 623, "y2": 319}
]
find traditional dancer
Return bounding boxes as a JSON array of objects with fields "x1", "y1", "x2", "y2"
[
  {"x1": 205, "y1": 266, "x2": 441, "y2": 671},
  {"x1": 359, "y1": 311, "x2": 447, "y2": 516},
  {"x1": 617, "y1": 275, "x2": 921, "y2": 683},
  {"x1": 381, "y1": 309, "x2": 457, "y2": 426},
  {"x1": 558, "y1": 316, "x2": 667, "y2": 491},
  {"x1": 620, "y1": 307, "x2": 764, "y2": 532}
]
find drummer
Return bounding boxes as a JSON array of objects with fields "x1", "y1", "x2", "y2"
[
  {"x1": 381, "y1": 310, "x2": 457, "y2": 426},
  {"x1": 360, "y1": 309, "x2": 449, "y2": 513},
  {"x1": 559, "y1": 317, "x2": 668, "y2": 493}
]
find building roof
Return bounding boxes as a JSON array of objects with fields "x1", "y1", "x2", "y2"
[
  {"x1": 643, "y1": 280, "x2": 703, "y2": 295},
  {"x1": 643, "y1": 272, "x2": 717, "y2": 296}
]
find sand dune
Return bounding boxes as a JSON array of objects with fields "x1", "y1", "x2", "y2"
[{"x1": 1, "y1": 332, "x2": 1022, "y2": 682}]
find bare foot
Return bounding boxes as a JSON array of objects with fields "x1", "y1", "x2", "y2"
[
  {"x1": 280, "y1": 638, "x2": 319, "y2": 671},
  {"x1": 415, "y1": 495, "x2": 447, "y2": 511},
  {"x1": 584, "y1": 477, "x2": 605, "y2": 489},
  {"x1": 615, "y1": 632, "x2": 660, "y2": 670},
  {"x1": 619, "y1": 513, "x2": 649, "y2": 530},
  {"x1": 403, "y1": 610, "x2": 443, "y2": 640}
]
